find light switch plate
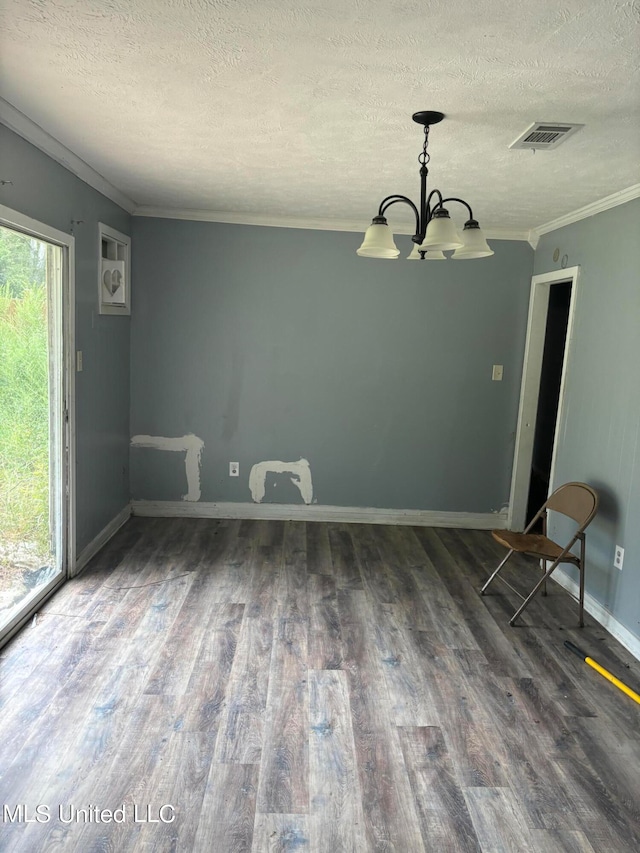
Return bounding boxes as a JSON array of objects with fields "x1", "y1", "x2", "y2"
[{"x1": 492, "y1": 364, "x2": 503, "y2": 381}]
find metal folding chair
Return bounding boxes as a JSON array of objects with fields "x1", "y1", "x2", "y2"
[{"x1": 481, "y1": 482, "x2": 598, "y2": 626}]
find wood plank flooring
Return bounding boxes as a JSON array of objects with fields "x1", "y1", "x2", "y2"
[{"x1": 1, "y1": 518, "x2": 639, "y2": 852}]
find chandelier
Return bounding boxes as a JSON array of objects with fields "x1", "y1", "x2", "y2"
[{"x1": 356, "y1": 111, "x2": 494, "y2": 261}]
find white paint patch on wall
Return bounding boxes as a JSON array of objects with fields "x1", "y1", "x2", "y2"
[
  {"x1": 131, "y1": 433, "x2": 204, "y2": 501},
  {"x1": 249, "y1": 458, "x2": 313, "y2": 505}
]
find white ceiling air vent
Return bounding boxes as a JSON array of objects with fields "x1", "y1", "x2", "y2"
[{"x1": 509, "y1": 121, "x2": 584, "y2": 151}]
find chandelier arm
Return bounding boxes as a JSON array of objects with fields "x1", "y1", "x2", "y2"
[
  {"x1": 438, "y1": 196, "x2": 474, "y2": 220},
  {"x1": 426, "y1": 189, "x2": 443, "y2": 215},
  {"x1": 378, "y1": 195, "x2": 421, "y2": 236}
]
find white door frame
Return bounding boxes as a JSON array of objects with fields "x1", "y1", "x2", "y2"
[
  {"x1": 507, "y1": 265, "x2": 580, "y2": 531},
  {"x1": 0, "y1": 204, "x2": 75, "y2": 642}
]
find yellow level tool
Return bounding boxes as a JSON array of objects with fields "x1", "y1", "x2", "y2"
[{"x1": 565, "y1": 640, "x2": 640, "y2": 706}]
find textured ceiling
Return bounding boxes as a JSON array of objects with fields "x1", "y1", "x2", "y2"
[{"x1": 1, "y1": 0, "x2": 639, "y2": 234}]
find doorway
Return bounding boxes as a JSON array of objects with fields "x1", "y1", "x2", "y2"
[
  {"x1": 525, "y1": 281, "x2": 572, "y2": 524},
  {"x1": 508, "y1": 267, "x2": 579, "y2": 532},
  {"x1": 0, "y1": 206, "x2": 74, "y2": 646}
]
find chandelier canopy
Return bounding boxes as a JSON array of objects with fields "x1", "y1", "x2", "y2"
[{"x1": 357, "y1": 111, "x2": 494, "y2": 261}]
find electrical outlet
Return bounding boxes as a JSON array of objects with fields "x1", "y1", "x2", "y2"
[
  {"x1": 614, "y1": 545, "x2": 624, "y2": 570},
  {"x1": 229, "y1": 462, "x2": 239, "y2": 477}
]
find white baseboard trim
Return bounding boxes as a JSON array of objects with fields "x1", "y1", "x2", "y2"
[
  {"x1": 130, "y1": 500, "x2": 507, "y2": 529},
  {"x1": 552, "y1": 568, "x2": 640, "y2": 661},
  {"x1": 73, "y1": 503, "x2": 132, "y2": 577}
]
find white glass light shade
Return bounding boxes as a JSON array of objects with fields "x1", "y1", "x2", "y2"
[
  {"x1": 419, "y1": 209, "x2": 463, "y2": 251},
  {"x1": 451, "y1": 221, "x2": 494, "y2": 259},
  {"x1": 357, "y1": 221, "x2": 400, "y2": 258},
  {"x1": 407, "y1": 244, "x2": 447, "y2": 260}
]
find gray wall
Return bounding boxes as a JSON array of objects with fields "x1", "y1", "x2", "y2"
[
  {"x1": 130, "y1": 218, "x2": 533, "y2": 512},
  {"x1": 534, "y1": 198, "x2": 640, "y2": 644},
  {"x1": 0, "y1": 124, "x2": 131, "y2": 554},
  {"x1": 4, "y1": 119, "x2": 636, "y2": 642}
]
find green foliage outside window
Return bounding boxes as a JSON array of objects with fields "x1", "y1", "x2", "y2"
[{"x1": 0, "y1": 226, "x2": 50, "y2": 555}]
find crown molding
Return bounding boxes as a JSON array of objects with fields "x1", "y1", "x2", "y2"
[
  {"x1": 132, "y1": 205, "x2": 530, "y2": 242},
  {"x1": 527, "y1": 229, "x2": 540, "y2": 250},
  {"x1": 133, "y1": 206, "x2": 369, "y2": 232},
  {"x1": 531, "y1": 183, "x2": 640, "y2": 241},
  {"x1": 3, "y1": 97, "x2": 635, "y2": 243},
  {"x1": 484, "y1": 228, "x2": 532, "y2": 242},
  {"x1": 0, "y1": 98, "x2": 136, "y2": 214}
]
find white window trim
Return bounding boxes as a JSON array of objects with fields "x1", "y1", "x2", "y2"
[{"x1": 0, "y1": 203, "x2": 76, "y2": 642}]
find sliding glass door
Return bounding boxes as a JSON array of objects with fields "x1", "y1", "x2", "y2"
[{"x1": 0, "y1": 213, "x2": 71, "y2": 644}]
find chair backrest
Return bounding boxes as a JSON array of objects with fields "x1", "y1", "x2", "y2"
[{"x1": 544, "y1": 482, "x2": 598, "y2": 529}]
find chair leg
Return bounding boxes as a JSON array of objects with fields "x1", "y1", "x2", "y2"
[
  {"x1": 509, "y1": 557, "x2": 562, "y2": 625},
  {"x1": 481, "y1": 549, "x2": 515, "y2": 595},
  {"x1": 541, "y1": 512, "x2": 548, "y2": 596},
  {"x1": 579, "y1": 534, "x2": 585, "y2": 628}
]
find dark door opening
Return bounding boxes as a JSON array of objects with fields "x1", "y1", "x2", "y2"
[{"x1": 526, "y1": 281, "x2": 572, "y2": 526}]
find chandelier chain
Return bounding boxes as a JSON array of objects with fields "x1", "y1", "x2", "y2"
[{"x1": 418, "y1": 125, "x2": 430, "y2": 167}]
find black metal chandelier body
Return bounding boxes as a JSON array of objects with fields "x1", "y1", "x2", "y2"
[{"x1": 356, "y1": 111, "x2": 493, "y2": 261}]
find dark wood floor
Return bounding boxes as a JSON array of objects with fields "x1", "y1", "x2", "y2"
[{"x1": 1, "y1": 518, "x2": 639, "y2": 852}]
